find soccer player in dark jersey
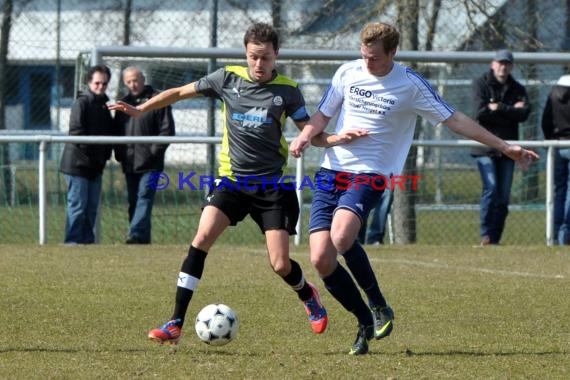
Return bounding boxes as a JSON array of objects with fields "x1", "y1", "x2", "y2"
[{"x1": 110, "y1": 22, "x2": 344, "y2": 345}]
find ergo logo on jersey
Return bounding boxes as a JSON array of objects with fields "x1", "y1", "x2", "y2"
[{"x1": 350, "y1": 86, "x2": 373, "y2": 98}]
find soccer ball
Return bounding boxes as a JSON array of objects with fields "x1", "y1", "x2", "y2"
[{"x1": 195, "y1": 304, "x2": 239, "y2": 346}]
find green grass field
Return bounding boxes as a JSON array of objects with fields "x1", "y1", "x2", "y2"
[
  {"x1": 0, "y1": 204, "x2": 547, "y2": 246},
  {"x1": 1, "y1": 244, "x2": 569, "y2": 379}
]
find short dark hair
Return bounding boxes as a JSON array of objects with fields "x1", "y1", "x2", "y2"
[
  {"x1": 87, "y1": 65, "x2": 111, "y2": 83},
  {"x1": 243, "y1": 22, "x2": 279, "y2": 51}
]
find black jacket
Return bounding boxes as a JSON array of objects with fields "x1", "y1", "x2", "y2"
[
  {"x1": 471, "y1": 69, "x2": 531, "y2": 157},
  {"x1": 114, "y1": 85, "x2": 175, "y2": 173},
  {"x1": 59, "y1": 90, "x2": 115, "y2": 179},
  {"x1": 541, "y1": 75, "x2": 570, "y2": 140}
]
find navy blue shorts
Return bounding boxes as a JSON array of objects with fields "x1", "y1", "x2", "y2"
[{"x1": 308, "y1": 168, "x2": 387, "y2": 233}]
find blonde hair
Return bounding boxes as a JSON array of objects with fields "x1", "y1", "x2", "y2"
[{"x1": 360, "y1": 22, "x2": 400, "y2": 53}]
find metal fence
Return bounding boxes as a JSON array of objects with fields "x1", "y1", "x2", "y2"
[
  {"x1": 0, "y1": 133, "x2": 564, "y2": 246},
  {"x1": 3, "y1": 46, "x2": 570, "y2": 245},
  {"x1": 3, "y1": 0, "x2": 570, "y2": 245}
]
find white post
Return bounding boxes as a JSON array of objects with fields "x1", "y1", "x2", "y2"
[
  {"x1": 546, "y1": 146, "x2": 555, "y2": 246},
  {"x1": 10, "y1": 165, "x2": 16, "y2": 207},
  {"x1": 38, "y1": 140, "x2": 47, "y2": 245},
  {"x1": 295, "y1": 154, "x2": 304, "y2": 246}
]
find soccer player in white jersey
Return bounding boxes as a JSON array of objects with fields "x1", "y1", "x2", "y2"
[{"x1": 290, "y1": 22, "x2": 539, "y2": 355}]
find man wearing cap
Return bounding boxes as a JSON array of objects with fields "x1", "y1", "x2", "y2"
[{"x1": 471, "y1": 49, "x2": 531, "y2": 246}]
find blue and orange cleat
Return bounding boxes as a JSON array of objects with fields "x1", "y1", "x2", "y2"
[
  {"x1": 148, "y1": 319, "x2": 182, "y2": 345},
  {"x1": 303, "y1": 282, "x2": 328, "y2": 334}
]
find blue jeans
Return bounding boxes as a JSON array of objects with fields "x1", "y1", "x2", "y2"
[
  {"x1": 476, "y1": 156, "x2": 515, "y2": 244},
  {"x1": 64, "y1": 174, "x2": 102, "y2": 244},
  {"x1": 554, "y1": 148, "x2": 570, "y2": 245},
  {"x1": 125, "y1": 172, "x2": 156, "y2": 243},
  {"x1": 360, "y1": 188, "x2": 394, "y2": 244}
]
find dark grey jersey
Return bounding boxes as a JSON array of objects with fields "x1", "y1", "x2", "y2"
[{"x1": 195, "y1": 66, "x2": 309, "y2": 181}]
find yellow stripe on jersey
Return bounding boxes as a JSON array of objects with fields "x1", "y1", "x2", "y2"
[
  {"x1": 226, "y1": 65, "x2": 300, "y2": 88},
  {"x1": 218, "y1": 101, "x2": 232, "y2": 179},
  {"x1": 226, "y1": 66, "x2": 251, "y2": 81}
]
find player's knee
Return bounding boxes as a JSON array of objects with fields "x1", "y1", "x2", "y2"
[
  {"x1": 191, "y1": 234, "x2": 215, "y2": 252},
  {"x1": 330, "y1": 232, "x2": 354, "y2": 254},
  {"x1": 310, "y1": 253, "x2": 336, "y2": 277},
  {"x1": 271, "y1": 259, "x2": 290, "y2": 276}
]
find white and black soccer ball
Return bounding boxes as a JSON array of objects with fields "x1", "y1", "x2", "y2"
[{"x1": 195, "y1": 304, "x2": 239, "y2": 346}]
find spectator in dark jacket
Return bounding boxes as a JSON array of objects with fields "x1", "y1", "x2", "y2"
[
  {"x1": 542, "y1": 72, "x2": 570, "y2": 244},
  {"x1": 114, "y1": 66, "x2": 175, "y2": 244},
  {"x1": 60, "y1": 65, "x2": 115, "y2": 244},
  {"x1": 471, "y1": 50, "x2": 531, "y2": 245}
]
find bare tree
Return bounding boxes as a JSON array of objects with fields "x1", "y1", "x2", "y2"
[
  {"x1": 0, "y1": 0, "x2": 13, "y2": 205},
  {"x1": 425, "y1": 0, "x2": 442, "y2": 51},
  {"x1": 271, "y1": 0, "x2": 282, "y2": 31},
  {"x1": 519, "y1": 0, "x2": 540, "y2": 201},
  {"x1": 122, "y1": 0, "x2": 132, "y2": 46},
  {"x1": 565, "y1": 0, "x2": 570, "y2": 51},
  {"x1": 392, "y1": 0, "x2": 421, "y2": 244}
]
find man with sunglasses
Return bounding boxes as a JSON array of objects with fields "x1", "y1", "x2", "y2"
[{"x1": 60, "y1": 65, "x2": 116, "y2": 244}]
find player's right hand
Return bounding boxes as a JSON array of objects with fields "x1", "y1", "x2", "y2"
[
  {"x1": 108, "y1": 101, "x2": 142, "y2": 117},
  {"x1": 290, "y1": 135, "x2": 311, "y2": 158}
]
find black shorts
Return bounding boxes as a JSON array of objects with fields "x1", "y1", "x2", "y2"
[{"x1": 203, "y1": 179, "x2": 299, "y2": 235}]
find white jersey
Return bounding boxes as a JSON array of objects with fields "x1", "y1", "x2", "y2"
[{"x1": 317, "y1": 60, "x2": 454, "y2": 175}]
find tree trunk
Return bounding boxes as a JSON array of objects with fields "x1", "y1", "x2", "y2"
[
  {"x1": 393, "y1": 0, "x2": 420, "y2": 244},
  {"x1": 521, "y1": 0, "x2": 539, "y2": 202},
  {"x1": 0, "y1": 0, "x2": 13, "y2": 206}
]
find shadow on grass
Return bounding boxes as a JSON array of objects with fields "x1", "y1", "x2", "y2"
[
  {"x1": 0, "y1": 345, "x2": 251, "y2": 356},
  {"x1": 320, "y1": 348, "x2": 569, "y2": 357},
  {"x1": 0, "y1": 347, "x2": 148, "y2": 354},
  {"x1": 399, "y1": 348, "x2": 568, "y2": 357}
]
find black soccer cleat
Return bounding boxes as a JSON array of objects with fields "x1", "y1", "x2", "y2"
[
  {"x1": 372, "y1": 305, "x2": 394, "y2": 340},
  {"x1": 349, "y1": 324, "x2": 374, "y2": 355}
]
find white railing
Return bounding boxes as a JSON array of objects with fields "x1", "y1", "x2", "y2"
[{"x1": 0, "y1": 134, "x2": 566, "y2": 246}]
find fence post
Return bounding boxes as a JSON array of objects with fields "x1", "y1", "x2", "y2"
[
  {"x1": 546, "y1": 146, "x2": 555, "y2": 246},
  {"x1": 294, "y1": 153, "x2": 304, "y2": 246},
  {"x1": 38, "y1": 140, "x2": 47, "y2": 245}
]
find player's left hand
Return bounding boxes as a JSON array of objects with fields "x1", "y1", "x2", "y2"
[{"x1": 335, "y1": 129, "x2": 369, "y2": 144}]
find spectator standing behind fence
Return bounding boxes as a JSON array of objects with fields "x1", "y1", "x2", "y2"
[
  {"x1": 471, "y1": 50, "x2": 531, "y2": 246},
  {"x1": 114, "y1": 66, "x2": 175, "y2": 244},
  {"x1": 290, "y1": 23, "x2": 539, "y2": 356},
  {"x1": 358, "y1": 186, "x2": 394, "y2": 245},
  {"x1": 59, "y1": 65, "x2": 115, "y2": 244},
  {"x1": 541, "y1": 72, "x2": 570, "y2": 245}
]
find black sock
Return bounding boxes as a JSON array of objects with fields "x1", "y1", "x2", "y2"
[
  {"x1": 323, "y1": 264, "x2": 373, "y2": 326},
  {"x1": 343, "y1": 240, "x2": 387, "y2": 308},
  {"x1": 282, "y1": 259, "x2": 312, "y2": 301},
  {"x1": 172, "y1": 245, "x2": 208, "y2": 326}
]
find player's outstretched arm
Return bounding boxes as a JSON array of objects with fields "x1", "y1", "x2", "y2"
[
  {"x1": 290, "y1": 111, "x2": 331, "y2": 157},
  {"x1": 444, "y1": 111, "x2": 540, "y2": 171},
  {"x1": 108, "y1": 82, "x2": 199, "y2": 117},
  {"x1": 311, "y1": 129, "x2": 370, "y2": 148}
]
